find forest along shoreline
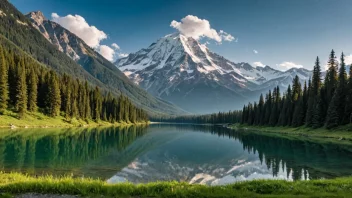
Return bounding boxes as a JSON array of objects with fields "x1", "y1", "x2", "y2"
[
  {"x1": 230, "y1": 123, "x2": 352, "y2": 145},
  {"x1": 0, "y1": 113, "x2": 149, "y2": 129}
]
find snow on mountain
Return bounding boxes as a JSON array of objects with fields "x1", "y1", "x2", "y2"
[{"x1": 115, "y1": 33, "x2": 312, "y2": 113}]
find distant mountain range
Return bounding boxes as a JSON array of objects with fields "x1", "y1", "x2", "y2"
[
  {"x1": 115, "y1": 33, "x2": 312, "y2": 113},
  {"x1": 0, "y1": 1, "x2": 186, "y2": 116}
]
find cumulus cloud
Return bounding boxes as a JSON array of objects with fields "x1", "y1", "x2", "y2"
[
  {"x1": 51, "y1": 13, "x2": 128, "y2": 62},
  {"x1": 219, "y1": 30, "x2": 235, "y2": 42},
  {"x1": 98, "y1": 45, "x2": 116, "y2": 61},
  {"x1": 51, "y1": 13, "x2": 107, "y2": 48},
  {"x1": 112, "y1": 43, "x2": 120, "y2": 50},
  {"x1": 170, "y1": 15, "x2": 235, "y2": 43},
  {"x1": 253, "y1": 50, "x2": 258, "y2": 54},
  {"x1": 276, "y1": 61, "x2": 303, "y2": 70},
  {"x1": 253, "y1": 62, "x2": 265, "y2": 67},
  {"x1": 98, "y1": 45, "x2": 129, "y2": 61},
  {"x1": 344, "y1": 54, "x2": 352, "y2": 65}
]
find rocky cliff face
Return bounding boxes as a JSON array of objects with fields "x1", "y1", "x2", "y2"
[{"x1": 26, "y1": 11, "x2": 92, "y2": 62}]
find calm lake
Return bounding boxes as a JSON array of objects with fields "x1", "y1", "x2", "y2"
[{"x1": 0, "y1": 124, "x2": 351, "y2": 185}]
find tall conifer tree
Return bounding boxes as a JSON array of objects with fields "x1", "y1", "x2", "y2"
[
  {"x1": 15, "y1": 59, "x2": 27, "y2": 118},
  {"x1": 0, "y1": 47, "x2": 8, "y2": 113},
  {"x1": 27, "y1": 68, "x2": 38, "y2": 112},
  {"x1": 326, "y1": 53, "x2": 347, "y2": 128}
]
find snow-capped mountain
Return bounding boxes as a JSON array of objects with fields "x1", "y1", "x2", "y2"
[{"x1": 115, "y1": 33, "x2": 311, "y2": 113}]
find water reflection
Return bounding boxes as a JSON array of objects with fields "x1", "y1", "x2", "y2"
[
  {"x1": 109, "y1": 124, "x2": 352, "y2": 184},
  {"x1": 0, "y1": 124, "x2": 351, "y2": 184},
  {"x1": 0, "y1": 125, "x2": 148, "y2": 178}
]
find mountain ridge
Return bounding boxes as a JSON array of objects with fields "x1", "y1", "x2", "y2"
[{"x1": 115, "y1": 33, "x2": 311, "y2": 113}]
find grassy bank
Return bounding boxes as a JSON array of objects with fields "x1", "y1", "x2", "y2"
[
  {"x1": 231, "y1": 124, "x2": 352, "y2": 141},
  {"x1": 0, "y1": 173, "x2": 352, "y2": 198},
  {"x1": 0, "y1": 111, "x2": 148, "y2": 128}
]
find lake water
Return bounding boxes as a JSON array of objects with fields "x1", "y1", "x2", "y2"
[{"x1": 0, "y1": 124, "x2": 351, "y2": 185}]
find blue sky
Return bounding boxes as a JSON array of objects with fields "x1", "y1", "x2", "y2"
[{"x1": 9, "y1": 0, "x2": 352, "y2": 70}]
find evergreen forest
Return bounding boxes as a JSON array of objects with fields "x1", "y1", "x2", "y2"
[{"x1": 0, "y1": 46, "x2": 148, "y2": 123}]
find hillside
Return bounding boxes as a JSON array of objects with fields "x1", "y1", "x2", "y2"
[{"x1": 0, "y1": 1, "x2": 185, "y2": 116}]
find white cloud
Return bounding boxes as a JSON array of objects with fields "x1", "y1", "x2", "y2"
[
  {"x1": 112, "y1": 43, "x2": 120, "y2": 50},
  {"x1": 51, "y1": 13, "x2": 127, "y2": 62},
  {"x1": 276, "y1": 61, "x2": 303, "y2": 70},
  {"x1": 219, "y1": 30, "x2": 235, "y2": 42},
  {"x1": 170, "y1": 15, "x2": 235, "y2": 43},
  {"x1": 117, "y1": 53, "x2": 129, "y2": 58},
  {"x1": 253, "y1": 50, "x2": 258, "y2": 54},
  {"x1": 344, "y1": 54, "x2": 352, "y2": 65},
  {"x1": 253, "y1": 62, "x2": 265, "y2": 67},
  {"x1": 99, "y1": 45, "x2": 128, "y2": 61},
  {"x1": 51, "y1": 13, "x2": 107, "y2": 48},
  {"x1": 99, "y1": 45, "x2": 115, "y2": 61}
]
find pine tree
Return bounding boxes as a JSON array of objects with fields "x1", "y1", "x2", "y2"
[
  {"x1": 0, "y1": 47, "x2": 9, "y2": 113},
  {"x1": 312, "y1": 88, "x2": 325, "y2": 128},
  {"x1": 15, "y1": 59, "x2": 27, "y2": 118},
  {"x1": 326, "y1": 53, "x2": 347, "y2": 129},
  {"x1": 292, "y1": 93, "x2": 304, "y2": 127},
  {"x1": 64, "y1": 81, "x2": 72, "y2": 120},
  {"x1": 277, "y1": 95, "x2": 286, "y2": 126},
  {"x1": 269, "y1": 86, "x2": 280, "y2": 126},
  {"x1": 27, "y1": 68, "x2": 38, "y2": 112},
  {"x1": 291, "y1": 75, "x2": 302, "y2": 102},
  {"x1": 344, "y1": 63, "x2": 352, "y2": 124},
  {"x1": 306, "y1": 57, "x2": 321, "y2": 126},
  {"x1": 84, "y1": 81, "x2": 90, "y2": 119},
  {"x1": 283, "y1": 85, "x2": 292, "y2": 126},
  {"x1": 92, "y1": 86, "x2": 101, "y2": 121},
  {"x1": 70, "y1": 81, "x2": 78, "y2": 118},
  {"x1": 289, "y1": 76, "x2": 302, "y2": 126},
  {"x1": 46, "y1": 72, "x2": 61, "y2": 117},
  {"x1": 324, "y1": 50, "x2": 338, "y2": 113},
  {"x1": 7, "y1": 52, "x2": 17, "y2": 108},
  {"x1": 312, "y1": 57, "x2": 322, "y2": 95},
  {"x1": 302, "y1": 81, "x2": 308, "y2": 123},
  {"x1": 264, "y1": 91, "x2": 272, "y2": 124},
  {"x1": 258, "y1": 94, "x2": 264, "y2": 125}
]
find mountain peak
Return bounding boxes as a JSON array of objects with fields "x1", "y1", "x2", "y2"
[
  {"x1": 26, "y1": 11, "x2": 46, "y2": 25},
  {"x1": 115, "y1": 33, "x2": 312, "y2": 113}
]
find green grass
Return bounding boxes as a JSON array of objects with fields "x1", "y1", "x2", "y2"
[
  {"x1": 0, "y1": 173, "x2": 352, "y2": 197},
  {"x1": 231, "y1": 124, "x2": 352, "y2": 142},
  {"x1": 0, "y1": 111, "x2": 148, "y2": 128}
]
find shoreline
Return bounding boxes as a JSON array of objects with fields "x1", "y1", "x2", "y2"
[
  {"x1": 0, "y1": 122, "x2": 150, "y2": 129},
  {"x1": 0, "y1": 113, "x2": 149, "y2": 129},
  {"x1": 230, "y1": 124, "x2": 352, "y2": 144}
]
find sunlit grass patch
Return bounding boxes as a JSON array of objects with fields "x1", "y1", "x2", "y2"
[{"x1": 0, "y1": 173, "x2": 352, "y2": 197}]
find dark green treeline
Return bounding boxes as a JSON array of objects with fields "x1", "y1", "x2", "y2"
[
  {"x1": 242, "y1": 50, "x2": 352, "y2": 129},
  {"x1": 0, "y1": 125, "x2": 147, "y2": 178},
  {"x1": 151, "y1": 111, "x2": 242, "y2": 124},
  {"x1": 0, "y1": 46, "x2": 148, "y2": 122}
]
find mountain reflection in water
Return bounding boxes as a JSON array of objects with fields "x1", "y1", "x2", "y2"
[{"x1": 0, "y1": 124, "x2": 351, "y2": 185}]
